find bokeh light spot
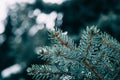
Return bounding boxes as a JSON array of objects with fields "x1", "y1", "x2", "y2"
[
  {"x1": 42, "y1": 0, "x2": 65, "y2": 5},
  {"x1": 0, "y1": 22, "x2": 5, "y2": 34},
  {"x1": 1, "y1": 64, "x2": 22, "y2": 78}
]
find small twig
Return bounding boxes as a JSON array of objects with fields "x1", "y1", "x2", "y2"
[
  {"x1": 58, "y1": 51, "x2": 75, "y2": 61},
  {"x1": 83, "y1": 60, "x2": 103, "y2": 80},
  {"x1": 85, "y1": 34, "x2": 94, "y2": 56},
  {"x1": 54, "y1": 32, "x2": 72, "y2": 49},
  {"x1": 85, "y1": 31, "x2": 99, "y2": 57},
  {"x1": 101, "y1": 38, "x2": 120, "y2": 53}
]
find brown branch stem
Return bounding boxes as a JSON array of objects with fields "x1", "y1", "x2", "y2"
[
  {"x1": 85, "y1": 34, "x2": 94, "y2": 56},
  {"x1": 54, "y1": 32, "x2": 71, "y2": 49},
  {"x1": 58, "y1": 51, "x2": 75, "y2": 61},
  {"x1": 101, "y1": 39, "x2": 120, "y2": 53},
  {"x1": 83, "y1": 60, "x2": 103, "y2": 80}
]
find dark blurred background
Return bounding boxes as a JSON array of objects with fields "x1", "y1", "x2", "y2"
[{"x1": 0, "y1": 0, "x2": 120, "y2": 80}]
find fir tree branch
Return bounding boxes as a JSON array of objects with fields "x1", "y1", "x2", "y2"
[
  {"x1": 101, "y1": 38, "x2": 120, "y2": 53},
  {"x1": 83, "y1": 60, "x2": 103, "y2": 80},
  {"x1": 85, "y1": 32, "x2": 97, "y2": 57},
  {"x1": 58, "y1": 51, "x2": 75, "y2": 61},
  {"x1": 27, "y1": 26, "x2": 120, "y2": 80},
  {"x1": 54, "y1": 63, "x2": 73, "y2": 76},
  {"x1": 85, "y1": 34, "x2": 93, "y2": 56},
  {"x1": 54, "y1": 32, "x2": 72, "y2": 49},
  {"x1": 94, "y1": 52, "x2": 106, "y2": 65}
]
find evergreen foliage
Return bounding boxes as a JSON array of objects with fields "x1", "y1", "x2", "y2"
[{"x1": 27, "y1": 26, "x2": 120, "y2": 80}]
